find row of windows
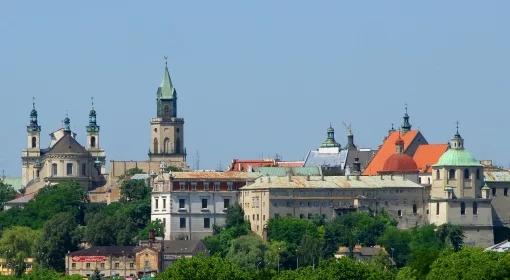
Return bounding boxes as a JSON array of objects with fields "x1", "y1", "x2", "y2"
[
  {"x1": 178, "y1": 182, "x2": 234, "y2": 191},
  {"x1": 436, "y1": 169, "x2": 481, "y2": 180},
  {"x1": 434, "y1": 202, "x2": 478, "y2": 215},
  {"x1": 49, "y1": 163, "x2": 88, "y2": 177},
  {"x1": 492, "y1": 188, "x2": 509, "y2": 197},
  {"x1": 177, "y1": 198, "x2": 230, "y2": 209},
  {"x1": 73, "y1": 262, "x2": 135, "y2": 269},
  {"x1": 179, "y1": 217, "x2": 211, "y2": 229}
]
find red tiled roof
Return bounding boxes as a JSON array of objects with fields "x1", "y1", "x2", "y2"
[
  {"x1": 413, "y1": 144, "x2": 448, "y2": 173},
  {"x1": 228, "y1": 159, "x2": 276, "y2": 171},
  {"x1": 380, "y1": 153, "x2": 418, "y2": 174},
  {"x1": 363, "y1": 130, "x2": 420, "y2": 176}
]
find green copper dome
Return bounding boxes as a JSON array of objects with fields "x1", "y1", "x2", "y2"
[{"x1": 434, "y1": 149, "x2": 481, "y2": 167}]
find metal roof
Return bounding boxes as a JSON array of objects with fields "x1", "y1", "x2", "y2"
[
  {"x1": 255, "y1": 167, "x2": 321, "y2": 177},
  {"x1": 304, "y1": 149, "x2": 348, "y2": 168},
  {"x1": 68, "y1": 246, "x2": 136, "y2": 257},
  {"x1": 241, "y1": 175, "x2": 424, "y2": 190}
]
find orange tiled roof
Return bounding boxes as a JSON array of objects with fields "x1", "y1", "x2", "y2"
[
  {"x1": 363, "y1": 130, "x2": 420, "y2": 176},
  {"x1": 413, "y1": 144, "x2": 448, "y2": 173}
]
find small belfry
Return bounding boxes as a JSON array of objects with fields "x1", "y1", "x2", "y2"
[
  {"x1": 86, "y1": 97, "x2": 106, "y2": 163},
  {"x1": 401, "y1": 104, "x2": 412, "y2": 133},
  {"x1": 148, "y1": 58, "x2": 186, "y2": 168},
  {"x1": 27, "y1": 97, "x2": 41, "y2": 150}
]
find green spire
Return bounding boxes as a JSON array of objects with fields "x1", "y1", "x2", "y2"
[
  {"x1": 157, "y1": 57, "x2": 176, "y2": 99},
  {"x1": 401, "y1": 104, "x2": 412, "y2": 133},
  {"x1": 320, "y1": 125, "x2": 341, "y2": 148}
]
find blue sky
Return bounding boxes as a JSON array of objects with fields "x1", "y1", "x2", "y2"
[{"x1": 1, "y1": 1, "x2": 509, "y2": 175}]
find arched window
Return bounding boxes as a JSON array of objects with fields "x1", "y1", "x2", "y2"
[
  {"x1": 412, "y1": 204, "x2": 417, "y2": 214},
  {"x1": 52, "y1": 163, "x2": 58, "y2": 176},
  {"x1": 449, "y1": 169, "x2": 456, "y2": 180},
  {"x1": 91, "y1": 136, "x2": 96, "y2": 148},
  {"x1": 460, "y1": 202, "x2": 466, "y2": 215},
  {"x1": 436, "y1": 202, "x2": 440, "y2": 215},
  {"x1": 436, "y1": 170, "x2": 440, "y2": 180},
  {"x1": 31, "y1": 137, "x2": 37, "y2": 148},
  {"x1": 175, "y1": 137, "x2": 181, "y2": 154},
  {"x1": 163, "y1": 138, "x2": 170, "y2": 154},
  {"x1": 153, "y1": 138, "x2": 159, "y2": 154},
  {"x1": 473, "y1": 202, "x2": 478, "y2": 215},
  {"x1": 476, "y1": 169, "x2": 481, "y2": 180},
  {"x1": 464, "y1": 169, "x2": 470, "y2": 179}
]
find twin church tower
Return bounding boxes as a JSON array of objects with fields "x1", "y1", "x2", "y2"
[{"x1": 21, "y1": 61, "x2": 187, "y2": 191}]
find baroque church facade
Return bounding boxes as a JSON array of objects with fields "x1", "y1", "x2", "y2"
[{"x1": 21, "y1": 101, "x2": 106, "y2": 194}]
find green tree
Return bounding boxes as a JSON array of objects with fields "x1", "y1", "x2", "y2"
[
  {"x1": 225, "y1": 235, "x2": 267, "y2": 270},
  {"x1": 88, "y1": 268, "x2": 103, "y2": 280},
  {"x1": 120, "y1": 179, "x2": 151, "y2": 202},
  {"x1": 378, "y1": 226, "x2": 412, "y2": 267},
  {"x1": 427, "y1": 248, "x2": 508, "y2": 280},
  {"x1": 156, "y1": 256, "x2": 252, "y2": 280},
  {"x1": 267, "y1": 217, "x2": 319, "y2": 247},
  {"x1": 0, "y1": 226, "x2": 39, "y2": 277},
  {"x1": 37, "y1": 213, "x2": 80, "y2": 271},
  {"x1": 0, "y1": 181, "x2": 87, "y2": 230},
  {"x1": 204, "y1": 204, "x2": 250, "y2": 257},
  {"x1": 0, "y1": 181, "x2": 16, "y2": 209},
  {"x1": 436, "y1": 223, "x2": 464, "y2": 251},
  {"x1": 137, "y1": 219, "x2": 165, "y2": 240}
]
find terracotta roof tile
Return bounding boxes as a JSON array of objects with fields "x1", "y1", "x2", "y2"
[
  {"x1": 413, "y1": 144, "x2": 448, "y2": 173},
  {"x1": 363, "y1": 131, "x2": 421, "y2": 176}
]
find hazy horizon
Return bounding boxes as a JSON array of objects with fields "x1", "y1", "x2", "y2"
[{"x1": 2, "y1": 1, "x2": 510, "y2": 176}]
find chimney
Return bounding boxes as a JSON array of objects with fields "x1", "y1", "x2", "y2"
[{"x1": 149, "y1": 229, "x2": 156, "y2": 242}]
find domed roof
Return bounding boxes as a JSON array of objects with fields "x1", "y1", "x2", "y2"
[
  {"x1": 380, "y1": 153, "x2": 418, "y2": 173},
  {"x1": 434, "y1": 149, "x2": 481, "y2": 167}
]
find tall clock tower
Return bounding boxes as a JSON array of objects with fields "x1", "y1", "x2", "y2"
[{"x1": 148, "y1": 60, "x2": 186, "y2": 169}]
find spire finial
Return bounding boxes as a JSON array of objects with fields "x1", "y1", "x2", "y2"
[
  {"x1": 456, "y1": 121, "x2": 459, "y2": 134},
  {"x1": 32, "y1": 96, "x2": 36, "y2": 109},
  {"x1": 91, "y1": 97, "x2": 95, "y2": 109},
  {"x1": 164, "y1": 56, "x2": 168, "y2": 67},
  {"x1": 405, "y1": 103, "x2": 408, "y2": 114}
]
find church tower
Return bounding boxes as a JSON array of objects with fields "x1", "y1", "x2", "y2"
[
  {"x1": 27, "y1": 98, "x2": 41, "y2": 152},
  {"x1": 86, "y1": 98, "x2": 106, "y2": 164},
  {"x1": 148, "y1": 60, "x2": 186, "y2": 168}
]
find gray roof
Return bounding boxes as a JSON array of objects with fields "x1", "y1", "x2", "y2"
[
  {"x1": 304, "y1": 149, "x2": 348, "y2": 168},
  {"x1": 345, "y1": 148, "x2": 377, "y2": 171},
  {"x1": 68, "y1": 246, "x2": 136, "y2": 257},
  {"x1": 162, "y1": 240, "x2": 206, "y2": 255},
  {"x1": 46, "y1": 133, "x2": 88, "y2": 155},
  {"x1": 255, "y1": 167, "x2": 321, "y2": 177},
  {"x1": 485, "y1": 240, "x2": 510, "y2": 252}
]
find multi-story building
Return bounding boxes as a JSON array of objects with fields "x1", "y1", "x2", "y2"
[
  {"x1": 0, "y1": 258, "x2": 33, "y2": 276},
  {"x1": 240, "y1": 174, "x2": 427, "y2": 239},
  {"x1": 19, "y1": 100, "x2": 106, "y2": 195},
  {"x1": 151, "y1": 170, "x2": 260, "y2": 240},
  {"x1": 428, "y1": 128, "x2": 493, "y2": 247}
]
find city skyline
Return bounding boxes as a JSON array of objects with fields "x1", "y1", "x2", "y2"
[{"x1": 2, "y1": 1, "x2": 510, "y2": 175}]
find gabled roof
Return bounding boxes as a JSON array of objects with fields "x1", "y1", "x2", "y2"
[
  {"x1": 46, "y1": 133, "x2": 88, "y2": 155},
  {"x1": 413, "y1": 144, "x2": 448, "y2": 173},
  {"x1": 363, "y1": 130, "x2": 424, "y2": 175}
]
